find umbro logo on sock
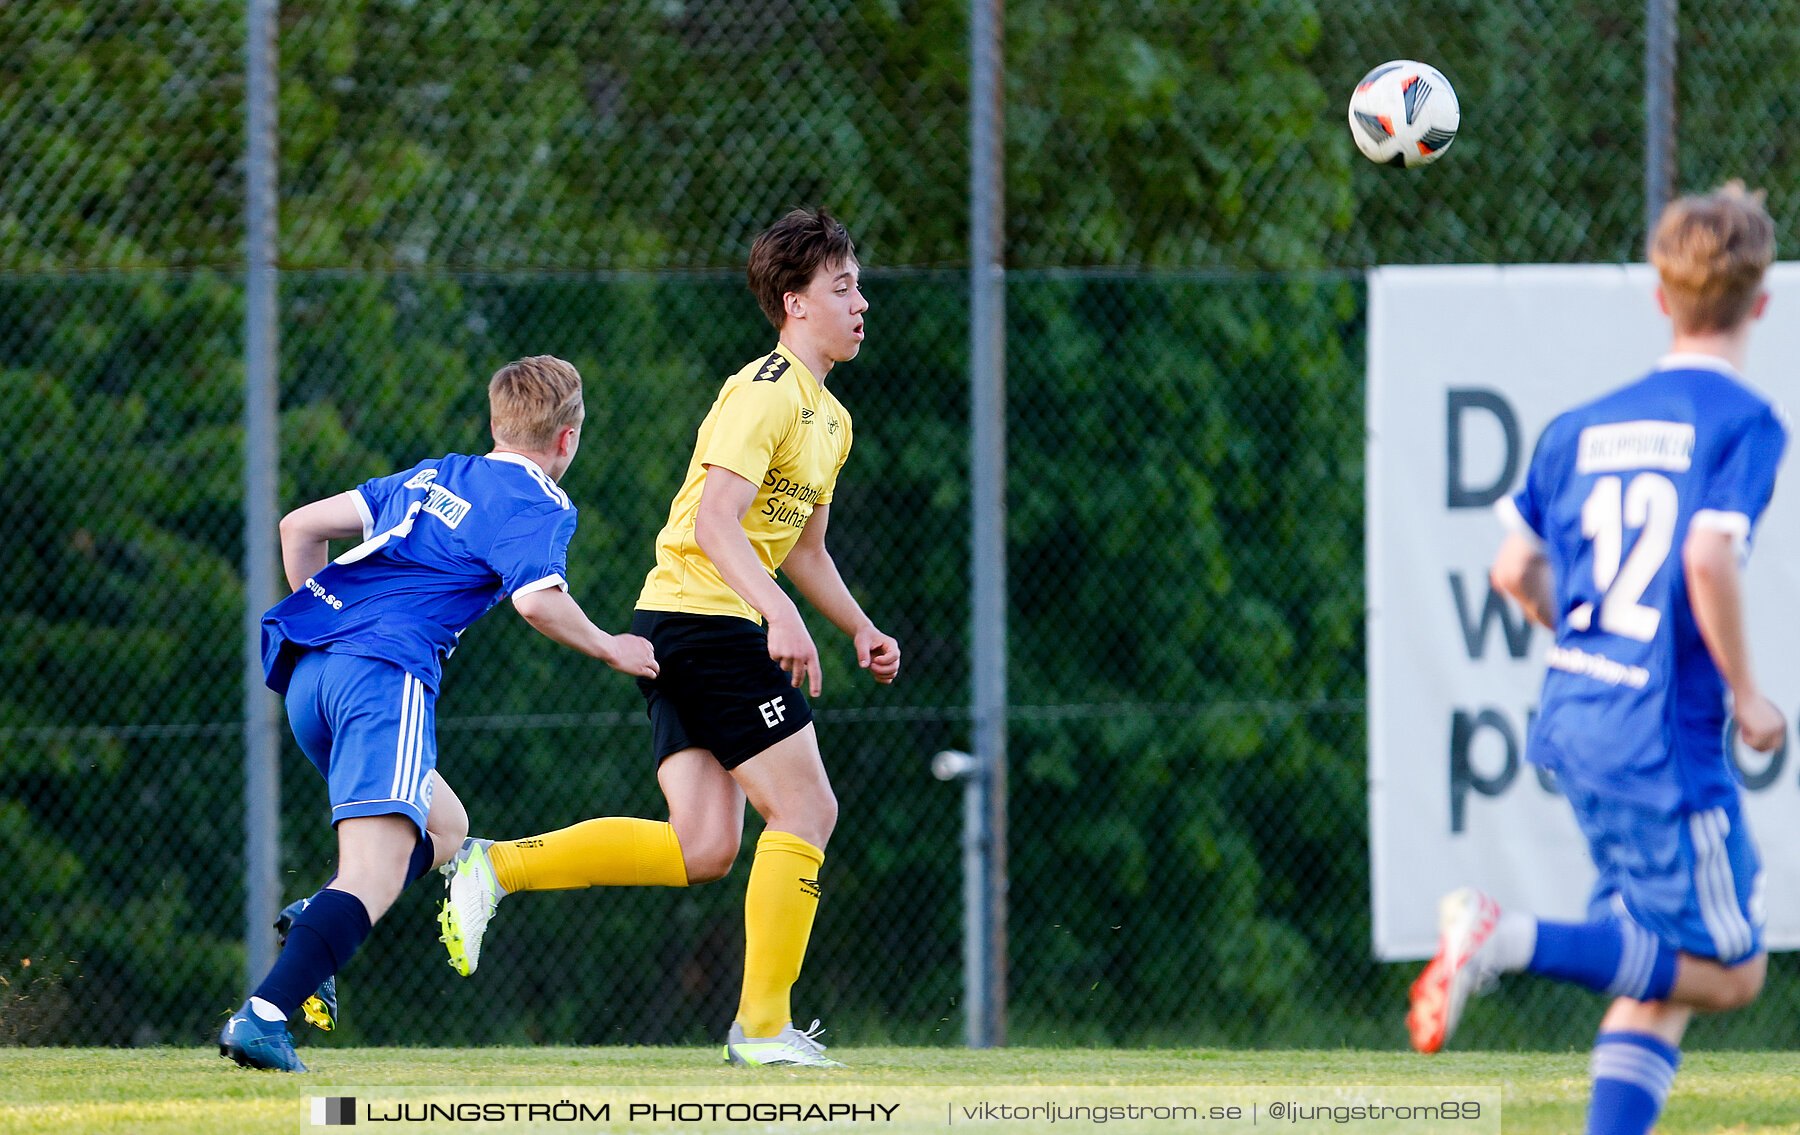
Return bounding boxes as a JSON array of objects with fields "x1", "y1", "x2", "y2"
[{"x1": 799, "y1": 878, "x2": 822, "y2": 899}]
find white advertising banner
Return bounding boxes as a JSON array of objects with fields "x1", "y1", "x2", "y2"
[{"x1": 1367, "y1": 263, "x2": 1800, "y2": 960}]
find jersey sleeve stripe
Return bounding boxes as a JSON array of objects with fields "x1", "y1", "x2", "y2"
[
  {"x1": 352, "y1": 488, "x2": 376, "y2": 539},
  {"x1": 485, "y1": 451, "x2": 573, "y2": 509},
  {"x1": 1690, "y1": 509, "x2": 1751, "y2": 539},
  {"x1": 523, "y1": 465, "x2": 571, "y2": 510},
  {"x1": 511, "y1": 574, "x2": 567, "y2": 600},
  {"x1": 1494, "y1": 496, "x2": 1544, "y2": 547}
]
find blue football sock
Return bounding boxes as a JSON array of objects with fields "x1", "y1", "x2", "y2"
[
  {"x1": 1587, "y1": 1031, "x2": 1679, "y2": 1135},
  {"x1": 251, "y1": 888, "x2": 371, "y2": 1018},
  {"x1": 404, "y1": 836, "x2": 436, "y2": 888},
  {"x1": 1529, "y1": 916, "x2": 1676, "y2": 1001}
]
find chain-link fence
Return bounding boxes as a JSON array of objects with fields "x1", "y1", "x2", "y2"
[{"x1": 5, "y1": 1, "x2": 1800, "y2": 1053}]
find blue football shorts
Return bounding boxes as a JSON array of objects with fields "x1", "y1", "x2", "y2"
[
  {"x1": 1561, "y1": 777, "x2": 1764, "y2": 964},
  {"x1": 284, "y1": 648, "x2": 437, "y2": 837}
]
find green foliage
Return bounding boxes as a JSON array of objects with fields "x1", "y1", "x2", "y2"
[
  {"x1": 1006, "y1": 2, "x2": 1350, "y2": 267},
  {"x1": 14, "y1": 2, "x2": 1800, "y2": 272},
  {"x1": 0, "y1": 2, "x2": 243, "y2": 270}
]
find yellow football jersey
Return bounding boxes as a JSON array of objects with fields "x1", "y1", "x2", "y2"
[{"x1": 637, "y1": 344, "x2": 853, "y2": 622}]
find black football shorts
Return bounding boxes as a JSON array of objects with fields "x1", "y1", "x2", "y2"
[{"x1": 631, "y1": 609, "x2": 815, "y2": 770}]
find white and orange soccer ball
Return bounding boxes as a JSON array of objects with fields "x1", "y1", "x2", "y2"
[{"x1": 1347, "y1": 60, "x2": 1459, "y2": 168}]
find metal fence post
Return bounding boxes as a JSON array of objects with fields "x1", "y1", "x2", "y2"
[
  {"x1": 1644, "y1": 0, "x2": 1677, "y2": 238},
  {"x1": 242, "y1": 0, "x2": 282, "y2": 991},
  {"x1": 968, "y1": 0, "x2": 1007, "y2": 1050},
  {"x1": 931, "y1": 749, "x2": 992, "y2": 1044}
]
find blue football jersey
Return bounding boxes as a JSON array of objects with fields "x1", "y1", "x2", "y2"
[
  {"x1": 261, "y1": 452, "x2": 575, "y2": 694},
  {"x1": 1504, "y1": 356, "x2": 1788, "y2": 811}
]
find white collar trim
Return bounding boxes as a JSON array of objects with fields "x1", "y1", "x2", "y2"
[
  {"x1": 486, "y1": 451, "x2": 551, "y2": 478},
  {"x1": 1658, "y1": 352, "x2": 1742, "y2": 379}
]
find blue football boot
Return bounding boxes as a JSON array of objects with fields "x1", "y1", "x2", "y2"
[
  {"x1": 275, "y1": 897, "x2": 339, "y2": 1030},
  {"x1": 219, "y1": 1004, "x2": 307, "y2": 1072}
]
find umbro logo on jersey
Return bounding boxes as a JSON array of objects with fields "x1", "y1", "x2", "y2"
[
  {"x1": 799, "y1": 877, "x2": 822, "y2": 899},
  {"x1": 800, "y1": 408, "x2": 815, "y2": 423},
  {"x1": 754, "y1": 351, "x2": 790, "y2": 383}
]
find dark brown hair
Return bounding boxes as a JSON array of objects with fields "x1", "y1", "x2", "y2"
[{"x1": 746, "y1": 208, "x2": 856, "y2": 329}]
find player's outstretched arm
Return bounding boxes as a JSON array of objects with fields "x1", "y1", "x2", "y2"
[
  {"x1": 278, "y1": 492, "x2": 367, "y2": 592},
  {"x1": 511, "y1": 587, "x2": 659, "y2": 678},
  {"x1": 781, "y1": 503, "x2": 900, "y2": 685},
  {"x1": 1685, "y1": 527, "x2": 1785, "y2": 751},
  {"x1": 1489, "y1": 532, "x2": 1556, "y2": 630},
  {"x1": 695, "y1": 465, "x2": 825, "y2": 695}
]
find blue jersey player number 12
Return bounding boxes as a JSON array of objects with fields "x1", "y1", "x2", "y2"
[{"x1": 1407, "y1": 182, "x2": 1788, "y2": 1135}]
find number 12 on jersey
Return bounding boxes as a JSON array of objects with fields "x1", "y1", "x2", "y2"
[{"x1": 1571, "y1": 472, "x2": 1678, "y2": 641}]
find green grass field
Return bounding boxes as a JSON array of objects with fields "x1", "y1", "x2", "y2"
[{"x1": 1, "y1": 1047, "x2": 1796, "y2": 1134}]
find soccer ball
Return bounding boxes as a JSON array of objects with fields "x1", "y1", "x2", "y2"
[{"x1": 1347, "y1": 60, "x2": 1459, "y2": 168}]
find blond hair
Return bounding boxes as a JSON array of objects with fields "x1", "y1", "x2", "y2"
[
  {"x1": 488, "y1": 355, "x2": 584, "y2": 451},
  {"x1": 1649, "y1": 180, "x2": 1775, "y2": 334}
]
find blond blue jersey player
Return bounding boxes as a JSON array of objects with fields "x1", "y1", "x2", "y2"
[
  {"x1": 219, "y1": 357, "x2": 656, "y2": 1072},
  {"x1": 1409, "y1": 183, "x2": 1788, "y2": 1135}
]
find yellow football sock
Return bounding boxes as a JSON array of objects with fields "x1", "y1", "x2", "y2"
[
  {"x1": 735, "y1": 830, "x2": 825, "y2": 1039},
  {"x1": 487, "y1": 818, "x2": 688, "y2": 892}
]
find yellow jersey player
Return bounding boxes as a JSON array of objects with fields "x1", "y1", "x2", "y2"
[{"x1": 438, "y1": 209, "x2": 900, "y2": 1067}]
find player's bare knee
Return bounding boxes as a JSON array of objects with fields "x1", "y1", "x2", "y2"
[
  {"x1": 427, "y1": 827, "x2": 461, "y2": 869},
  {"x1": 424, "y1": 775, "x2": 468, "y2": 867},
  {"x1": 681, "y1": 834, "x2": 741, "y2": 884},
  {"x1": 1682, "y1": 953, "x2": 1766, "y2": 1012},
  {"x1": 797, "y1": 789, "x2": 837, "y2": 843},
  {"x1": 684, "y1": 854, "x2": 735, "y2": 884},
  {"x1": 1712, "y1": 959, "x2": 1765, "y2": 1010},
  {"x1": 669, "y1": 811, "x2": 741, "y2": 882},
  {"x1": 763, "y1": 791, "x2": 836, "y2": 849},
  {"x1": 428, "y1": 811, "x2": 468, "y2": 854}
]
